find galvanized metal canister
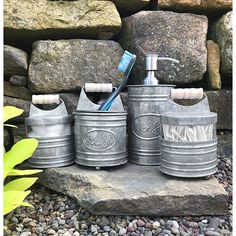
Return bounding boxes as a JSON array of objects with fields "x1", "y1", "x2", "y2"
[
  {"x1": 128, "y1": 85, "x2": 175, "y2": 165},
  {"x1": 160, "y1": 138, "x2": 218, "y2": 177},
  {"x1": 74, "y1": 87, "x2": 127, "y2": 167},
  {"x1": 160, "y1": 95, "x2": 218, "y2": 177},
  {"x1": 74, "y1": 111, "x2": 127, "y2": 167},
  {"x1": 25, "y1": 100, "x2": 74, "y2": 168}
]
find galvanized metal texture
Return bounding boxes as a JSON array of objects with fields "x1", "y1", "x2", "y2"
[
  {"x1": 74, "y1": 87, "x2": 127, "y2": 167},
  {"x1": 160, "y1": 93, "x2": 218, "y2": 177},
  {"x1": 25, "y1": 100, "x2": 74, "y2": 168},
  {"x1": 127, "y1": 85, "x2": 175, "y2": 165},
  {"x1": 160, "y1": 138, "x2": 218, "y2": 177},
  {"x1": 74, "y1": 111, "x2": 127, "y2": 167}
]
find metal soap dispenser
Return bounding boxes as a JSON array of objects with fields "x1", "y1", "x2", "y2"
[{"x1": 128, "y1": 53, "x2": 179, "y2": 165}]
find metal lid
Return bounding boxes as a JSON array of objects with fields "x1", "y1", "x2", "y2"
[{"x1": 160, "y1": 112, "x2": 217, "y2": 125}]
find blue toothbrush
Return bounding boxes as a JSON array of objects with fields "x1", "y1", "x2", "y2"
[{"x1": 98, "y1": 50, "x2": 136, "y2": 111}]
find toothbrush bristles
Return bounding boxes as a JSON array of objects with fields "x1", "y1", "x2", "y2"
[{"x1": 118, "y1": 51, "x2": 136, "y2": 73}]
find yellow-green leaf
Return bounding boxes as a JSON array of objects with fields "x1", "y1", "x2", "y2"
[
  {"x1": 21, "y1": 202, "x2": 34, "y2": 208},
  {"x1": 4, "y1": 124, "x2": 17, "y2": 128},
  {"x1": 4, "y1": 106, "x2": 24, "y2": 123},
  {"x1": 4, "y1": 190, "x2": 31, "y2": 215},
  {"x1": 7, "y1": 169, "x2": 42, "y2": 176},
  {"x1": 4, "y1": 177, "x2": 38, "y2": 192},
  {"x1": 4, "y1": 138, "x2": 39, "y2": 178}
]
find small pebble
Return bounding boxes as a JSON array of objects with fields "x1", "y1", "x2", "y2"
[
  {"x1": 152, "y1": 221, "x2": 161, "y2": 229},
  {"x1": 137, "y1": 220, "x2": 145, "y2": 227},
  {"x1": 63, "y1": 232, "x2": 72, "y2": 236},
  {"x1": 104, "y1": 226, "x2": 111, "y2": 232},
  {"x1": 188, "y1": 221, "x2": 198, "y2": 228},
  {"x1": 47, "y1": 229, "x2": 56, "y2": 235},
  {"x1": 20, "y1": 232, "x2": 31, "y2": 236},
  {"x1": 119, "y1": 228, "x2": 127, "y2": 235},
  {"x1": 171, "y1": 227, "x2": 179, "y2": 235},
  {"x1": 205, "y1": 231, "x2": 221, "y2": 236},
  {"x1": 220, "y1": 229, "x2": 231, "y2": 236}
]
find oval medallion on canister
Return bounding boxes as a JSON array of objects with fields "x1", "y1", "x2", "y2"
[
  {"x1": 128, "y1": 85, "x2": 175, "y2": 165},
  {"x1": 74, "y1": 111, "x2": 127, "y2": 167}
]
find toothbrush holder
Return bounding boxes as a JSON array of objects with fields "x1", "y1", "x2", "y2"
[{"x1": 74, "y1": 84, "x2": 127, "y2": 168}]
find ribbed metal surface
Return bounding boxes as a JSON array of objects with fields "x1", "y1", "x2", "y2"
[
  {"x1": 74, "y1": 111, "x2": 127, "y2": 167},
  {"x1": 160, "y1": 138, "x2": 218, "y2": 177},
  {"x1": 25, "y1": 116, "x2": 74, "y2": 168},
  {"x1": 128, "y1": 85, "x2": 174, "y2": 165}
]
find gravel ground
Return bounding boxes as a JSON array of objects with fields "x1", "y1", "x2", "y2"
[{"x1": 4, "y1": 136, "x2": 232, "y2": 236}]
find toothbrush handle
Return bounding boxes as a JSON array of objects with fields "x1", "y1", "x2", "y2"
[{"x1": 99, "y1": 58, "x2": 136, "y2": 111}]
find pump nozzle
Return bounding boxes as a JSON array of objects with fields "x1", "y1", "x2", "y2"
[{"x1": 144, "y1": 54, "x2": 179, "y2": 85}]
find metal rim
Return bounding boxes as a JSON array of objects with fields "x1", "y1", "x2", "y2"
[
  {"x1": 128, "y1": 84, "x2": 176, "y2": 88},
  {"x1": 25, "y1": 115, "x2": 73, "y2": 125},
  {"x1": 73, "y1": 110, "x2": 127, "y2": 116},
  {"x1": 161, "y1": 137, "x2": 218, "y2": 145}
]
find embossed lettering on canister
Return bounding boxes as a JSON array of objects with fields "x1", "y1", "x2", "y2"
[
  {"x1": 128, "y1": 85, "x2": 175, "y2": 165},
  {"x1": 74, "y1": 111, "x2": 127, "y2": 167},
  {"x1": 132, "y1": 114, "x2": 160, "y2": 140}
]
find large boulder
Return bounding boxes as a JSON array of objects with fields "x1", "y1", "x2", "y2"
[
  {"x1": 207, "y1": 40, "x2": 221, "y2": 90},
  {"x1": 158, "y1": 0, "x2": 232, "y2": 13},
  {"x1": 111, "y1": 0, "x2": 150, "y2": 11},
  {"x1": 4, "y1": 81, "x2": 31, "y2": 100},
  {"x1": 118, "y1": 11, "x2": 208, "y2": 85},
  {"x1": 28, "y1": 40, "x2": 124, "y2": 93},
  {"x1": 4, "y1": 0, "x2": 121, "y2": 43},
  {"x1": 9, "y1": 75, "x2": 27, "y2": 87},
  {"x1": 205, "y1": 89, "x2": 232, "y2": 130},
  {"x1": 4, "y1": 45, "x2": 28, "y2": 77},
  {"x1": 211, "y1": 11, "x2": 232, "y2": 77}
]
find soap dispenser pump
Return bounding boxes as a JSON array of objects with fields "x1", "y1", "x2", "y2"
[{"x1": 144, "y1": 53, "x2": 180, "y2": 85}]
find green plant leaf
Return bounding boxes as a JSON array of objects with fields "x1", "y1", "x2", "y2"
[
  {"x1": 4, "y1": 177, "x2": 38, "y2": 192},
  {"x1": 21, "y1": 202, "x2": 34, "y2": 208},
  {"x1": 4, "y1": 138, "x2": 39, "y2": 178},
  {"x1": 4, "y1": 190, "x2": 31, "y2": 215},
  {"x1": 4, "y1": 106, "x2": 24, "y2": 123},
  {"x1": 4, "y1": 124, "x2": 18, "y2": 128},
  {"x1": 7, "y1": 169, "x2": 42, "y2": 176}
]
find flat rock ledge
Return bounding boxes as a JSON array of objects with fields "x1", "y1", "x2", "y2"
[{"x1": 38, "y1": 163, "x2": 228, "y2": 216}]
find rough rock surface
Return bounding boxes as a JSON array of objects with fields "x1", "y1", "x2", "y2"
[
  {"x1": 158, "y1": 0, "x2": 232, "y2": 12},
  {"x1": 207, "y1": 40, "x2": 221, "y2": 90},
  {"x1": 217, "y1": 134, "x2": 232, "y2": 158},
  {"x1": 38, "y1": 163, "x2": 228, "y2": 216},
  {"x1": 4, "y1": 81, "x2": 31, "y2": 100},
  {"x1": 211, "y1": 11, "x2": 232, "y2": 77},
  {"x1": 4, "y1": 45, "x2": 28, "y2": 76},
  {"x1": 9, "y1": 75, "x2": 27, "y2": 87},
  {"x1": 60, "y1": 93, "x2": 80, "y2": 114},
  {"x1": 28, "y1": 40, "x2": 124, "y2": 93},
  {"x1": 119, "y1": 11, "x2": 208, "y2": 85},
  {"x1": 4, "y1": 96, "x2": 31, "y2": 118},
  {"x1": 205, "y1": 90, "x2": 232, "y2": 130},
  {"x1": 4, "y1": 0, "x2": 121, "y2": 42},
  {"x1": 111, "y1": 0, "x2": 150, "y2": 11}
]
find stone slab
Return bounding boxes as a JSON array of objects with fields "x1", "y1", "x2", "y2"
[
  {"x1": 38, "y1": 163, "x2": 228, "y2": 216},
  {"x1": 4, "y1": 0, "x2": 121, "y2": 44}
]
